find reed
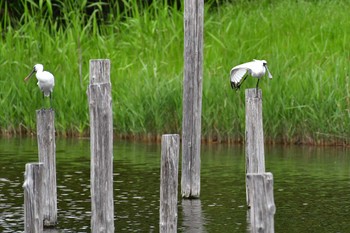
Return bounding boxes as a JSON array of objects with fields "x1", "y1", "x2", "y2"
[{"x1": 1, "y1": 0, "x2": 350, "y2": 144}]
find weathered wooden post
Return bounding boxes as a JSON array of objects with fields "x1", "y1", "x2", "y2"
[
  {"x1": 88, "y1": 59, "x2": 114, "y2": 232},
  {"x1": 245, "y1": 89, "x2": 265, "y2": 173},
  {"x1": 246, "y1": 173, "x2": 275, "y2": 233},
  {"x1": 36, "y1": 109, "x2": 57, "y2": 226},
  {"x1": 23, "y1": 162, "x2": 44, "y2": 233},
  {"x1": 245, "y1": 89, "x2": 265, "y2": 206},
  {"x1": 181, "y1": 0, "x2": 204, "y2": 199},
  {"x1": 160, "y1": 134, "x2": 179, "y2": 233}
]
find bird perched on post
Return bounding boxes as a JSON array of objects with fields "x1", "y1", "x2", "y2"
[
  {"x1": 230, "y1": 59, "x2": 272, "y2": 95},
  {"x1": 24, "y1": 64, "x2": 55, "y2": 108}
]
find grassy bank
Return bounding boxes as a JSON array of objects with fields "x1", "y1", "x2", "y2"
[{"x1": 1, "y1": 0, "x2": 350, "y2": 144}]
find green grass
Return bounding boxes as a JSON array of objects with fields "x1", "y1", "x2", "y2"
[{"x1": 1, "y1": 0, "x2": 350, "y2": 144}]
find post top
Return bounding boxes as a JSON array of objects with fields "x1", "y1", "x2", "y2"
[
  {"x1": 89, "y1": 59, "x2": 111, "y2": 84},
  {"x1": 245, "y1": 88, "x2": 262, "y2": 99}
]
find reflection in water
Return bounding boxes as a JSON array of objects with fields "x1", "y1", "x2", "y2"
[
  {"x1": 43, "y1": 229, "x2": 61, "y2": 233},
  {"x1": 181, "y1": 199, "x2": 207, "y2": 233}
]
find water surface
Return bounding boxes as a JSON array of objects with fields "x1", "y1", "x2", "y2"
[{"x1": 0, "y1": 138, "x2": 349, "y2": 232}]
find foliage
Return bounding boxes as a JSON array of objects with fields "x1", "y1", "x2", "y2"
[{"x1": 0, "y1": 0, "x2": 350, "y2": 144}]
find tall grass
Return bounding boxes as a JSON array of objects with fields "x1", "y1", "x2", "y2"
[
  {"x1": 1, "y1": 0, "x2": 350, "y2": 144},
  {"x1": 203, "y1": 0, "x2": 350, "y2": 144}
]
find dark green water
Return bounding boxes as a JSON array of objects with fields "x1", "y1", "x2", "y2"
[{"x1": 0, "y1": 138, "x2": 349, "y2": 232}]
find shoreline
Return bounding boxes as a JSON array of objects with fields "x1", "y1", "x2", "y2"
[{"x1": 1, "y1": 130, "x2": 349, "y2": 147}]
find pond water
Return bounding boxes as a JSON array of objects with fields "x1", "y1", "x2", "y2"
[{"x1": 0, "y1": 138, "x2": 349, "y2": 232}]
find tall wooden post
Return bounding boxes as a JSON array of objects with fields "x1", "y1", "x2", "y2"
[
  {"x1": 160, "y1": 134, "x2": 179, "y2": 233},
  {"x1": 36, "y1": 109, "x2": 57, "y2": 226},
  {"x1": 245, "y1": 89, "x2": 265, "y2": 173},
  {"x1": 23, "y1": 162, "x2": 44, "y2": 233},
  {"x1": 245, "y1": 89, "x2": 265, "y2": 206},
  {"x1": 181, "y1": 0, "x2": 204, "y2": 199},
  {"x1": 88, "y1": 59, "x2": 114, "y2": 233}
]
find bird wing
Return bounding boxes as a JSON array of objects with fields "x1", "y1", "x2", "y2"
[
  {"x1": 36, "y1": 71, "x2": 55, "y2": 96},
  {"x1": 230, "y1": 67, "x2": 248, "y2": 85}
]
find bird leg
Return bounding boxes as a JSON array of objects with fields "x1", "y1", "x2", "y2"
[
  {"x1": 42, "y1": 93, "x2": 45, "y2": 110},
  {"x1": 255, "y1": 79, "x2": 260, "y2": 97},
  {"x1": 239, "y1": 75, "x2": 248, "y2": 90},
  {"x1": 50, "y1": 92, "x2": 53, "y2": 109}
]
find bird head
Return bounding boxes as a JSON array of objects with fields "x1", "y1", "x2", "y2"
[
  {"x1": 34, "y1": 64, "x2": 44, "y2": 72},
  {"x1": 24, "y1": 64, "x2": 43, "y2": 82},
  {"x1": 261, "y1": 60, "x2": 273, "y2": 79}
]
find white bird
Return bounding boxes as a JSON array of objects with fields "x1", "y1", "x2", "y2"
[
  {"x1": 230, "y1": 59, "x2": 272, "y2": 94},
  {"x1": 24, "y1": 64, "x2": 55, "y2": 107}
]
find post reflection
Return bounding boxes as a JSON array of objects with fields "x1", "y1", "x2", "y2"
[
  {"x1": 43, "y1": 229, "x2": 61, "y2": 233},
  {"x1": 181, "y1": 199, "x2": 207, "y2": 233}
]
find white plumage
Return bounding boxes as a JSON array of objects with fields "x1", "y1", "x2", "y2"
[
  {"x1": 24, "y1": 64, "x2": 55, "y2": 107},
  {"x1": 230, "y1": 59, "x2": 272, "y2": 91}
]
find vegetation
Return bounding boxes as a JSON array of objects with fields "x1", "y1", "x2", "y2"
[{"x1": 1, "y1": 0, "x2": 350, "y2": 145}]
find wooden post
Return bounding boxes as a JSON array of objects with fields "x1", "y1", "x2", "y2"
[
  {"x1": 88, "y1": 59, "x2": 114, "y2": 233},
  {"x1": 36, "y1": 109, "x2": 57, "y2": 226},
  {"x1": 245, "y1": 89, "x2": 265, "y2": 206},
  {"x1": 181, "y1": 0, "x2": 204, "y2": 199},
  {"x1": 160, "y1": 134, "x2": 179, "y2": 233},
  {"x1": 23, "y1": 163, "x2": 44, "y2": 233},
  {"x1": 246, "y1": 173, "x2": 275, "y2": 233}
]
